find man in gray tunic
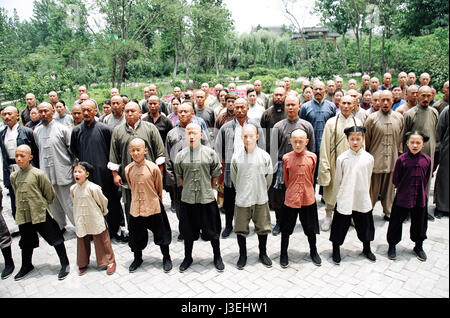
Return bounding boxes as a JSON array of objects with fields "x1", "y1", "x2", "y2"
[
  {"x1": 103, "y1": 95, "x2": 126, "y2": 129},
  {"x1": 34, "y1": 102, "x2": 75, "y2": 230},
  {"x1": 109, "y1": 102, "x2": 165, "y2": 225},
  {"x1": 165, "y1": 102, "x2": 210, "y2": 240}
]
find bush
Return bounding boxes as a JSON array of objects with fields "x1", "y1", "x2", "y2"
[{"x1": 250, "y1": 74, "x2": 277, "y2": 94}]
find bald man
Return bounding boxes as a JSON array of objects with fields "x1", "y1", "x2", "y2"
[
  {"x1": 379, "y1": 73, "x2": 393, "y2": 91},
  {"x1": 419, "y1": 73, "x2": 431, "y2": 87},
  {"x1": 365, "y1": 90, "x2": 404, "y2": 220},
  {"x1": 141, "y1": 84, "x2": 170, "y2": 115},
  {"x1": 407, "y1": 72, "x2": 417, "y2": 86},
  {"x1": 396, "y1": 85, "x2": 419, "y2": 115},
  {"x1": 124, "y1": 138, "x2": 172, "y2": 273},
  {"x1": 201, "y1": 82, "x2": 215, "y2": 108},
  {"x1": 347, "y1": 89, "x2": 368, "y2": 123},
  {"x1": 109, "y1": 101, "x2": 166, "y2": 231},
  {"x1": 231, "y1": 123, "x2": 273, "y2": 269},
  {"x1": 300, "y1": 80, "x2": 337, "y2": 184},
  {"x1": 34, "y1": 102, "x2": 75, "y2": 231},
  {"x1": 110, "y1": 87, "x2": 120, "y2": 98},
  {"x1": 74, "y1": 86, "x2": 99, "y2": 115},
  {"x1": 270, "y1": 95, "x2": 315, "y2": 235},
  {"x1": 370, "y1": 77, "x2": 380, "y2": 93},
  {"x1": 0, "y1": 106, "x2": 39, "y2": 224},
  {"x1": 103, "y1": 95, "x2": 125, "y2": 129},
  {"x1": 398, "y1": 72, "x2": 408, "y2": 99},
  {"x1": 10, "y1": 144, "x2": 70, "y2": 281},
  {"x1": 324, "y1": 80, "x2": 336, "y2": 102},
  {"x1": 175, "y1": 123, "x2": 224, "y2": 272},
  {"x1": 48, "y1": 91, "x2": 59, "y2": 109},
  {"x1": 404, "y1": 86, "x2": 439, "y2": 220},
  {"x1": 215, "y1": 98, "x2": 266, "y2": 238},
  {"x1": 209, "y1": 84, "x2": 224, "y2": 110},
  {"x1": 21, "y1": 93, "x2": 37, "y2": 125},
  {"x1": 254, "y1": 80, "x2": 269, "y2": 109},
  {"x1": 359, "y1": 75, "x2": 371, "y2": 95}
]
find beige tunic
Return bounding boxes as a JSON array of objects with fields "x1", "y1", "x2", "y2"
[
  {"x1": 125, "y1": 159, "x2": 162, "y2": 217},
  {"x1": 318, "y1": 114, "x2": 362, "y2": 207},
  {"x1": 70, "y1": 180, "x2": 108, "y2": 237},
  {"x1": 364, "y1": 110, "x2": 404, "y2": 173}
]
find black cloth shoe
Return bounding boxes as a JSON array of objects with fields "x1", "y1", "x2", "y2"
[
  {"x1": 280, "y1": 253, "x2": 289, "y2": 268},
  {"x1": 383, "y1": 215, "x2": 390, "y2": 221},
  {"x1": 221, "y1": 227, "x2": 233, "y2": 238},
  {"x1": 179, "y1": 257, "x2": 193, "y2": 272},
  {"x1": 310, "y1": 249, "x2": 322, "y2": 266},
  {"x1": 332, "y1": 246, "x2": 341, "y2": 265},
  {"x1": 237, "y1": 254, "x2": 247, "y2": 270},
  {"x1": 259, "y1": 254, "x2": 272, "y2": 268},
  {"x1": 427, "y1": 213, "x2": 435, "y2": 221},
  {"x1": 1, "y1": 264, "x2": 15, "y2": 280},
  {"x1": 434, "y1": 210, "x2": 444, "y2": 219},
  {"x1": 129, "y1": 258, "x2": 143, "y2": 273},
  {"x1": 163, "y1": 257, "x2": 172, "y2": 273},
  {"x1": 213, "y1": 256, "x2": 225, "y2": 272},
  {"x1": 177, "y1": 233, "x2": 184, "y2": 241},
  {"x1": 10, "y1": 231, "x2": 20, "y2": 238},
  {"x1": 58, "y1": 264, "x2": 70, "y2": 280},
  {"x1": 363, "y1": 250, "x2": 376, "y2": 262},
  {"x1": 272, "y1": 224, "x2": 281, "y2": 236},
  {"x1": 413, "y1": 247, "x2": 427, "y2": 262},
  {"x1": 388, "y1": 245, "x2": 396, "y2": 260},
  {"x1": 14, "y1": 265, "x2": 34, "y2": 281}
]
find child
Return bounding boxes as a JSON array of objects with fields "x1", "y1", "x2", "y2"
[
  {"x1": 175, "y1": 123, "x2": 223, "y2": 272},
  {"x1": 280, "y1": 129, "x2": 321, "y2": 268},
  {"x1": 231, "y1": 124, "x2": 273, "y2": 269},
  {"x1": 70, "y1": 161, "x2": 116, "y2": 276},
  {"x1": 10, "y1": 144, "x2": 70, "y2": 280},
  {"x1": 387, "y1": 130, "x2": 432, "y2": 261},
  {"x1": 125, "y1": 138, "x2": 172, "y2": 273},
  {"x1": 0, "y1": 185, "x2": 15, "y2": 279},
  {"x1": 330, "y1": 126, "x2": 375, "y2": 265}
]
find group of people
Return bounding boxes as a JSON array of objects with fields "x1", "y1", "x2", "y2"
[{"x1": 0, "y1": 71, "x2": 448, "y2": 282}]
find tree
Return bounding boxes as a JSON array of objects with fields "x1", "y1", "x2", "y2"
[{"x1": 398, "y1": 0, "x2": 449, "y2": 36}]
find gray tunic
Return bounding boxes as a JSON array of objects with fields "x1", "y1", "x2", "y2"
[
  {"x1": 174, "y1": 144, "x2": 222, "y2": 204},
  {"x1": 33, "y1": 120, "x2": 74, "y2": 186},
  {"x1": 165, "y1": 125, "x2": 210, "y2": 186}
]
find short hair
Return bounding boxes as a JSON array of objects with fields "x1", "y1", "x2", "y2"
[
  {"x1": 334, "y1": 89, "x2": 345, "y2": 95},
  {"x1": 131, "y1": 99, "x2": 140, "y2": 104},
  {"x1": 391, "y1": 85, "x2": 401, "y2": 90},
  {"x1": 344, "y1": 126, "x2": 366, "y2": 137},
  {"x1": 76, "y1": 161, "x2": 95, "y2": 174},
  {"x1": 57, "y1": 100, "x2": 66, "y2": 107},
  {"x1": 404, "y1": 130, "x2": 430, "y2": 144},
  {"x1": 121, "y1": 94, "x2": 128, "y2": 98},
  {"x1": 246, "y1": 88, "x2": 256, "y2": 95},
  {"x1": 172, "y1": 97, "x2": 182, "y2": 104},
  {"x1": 102, "y1": 100, "x2": 111, "y2": 105}
]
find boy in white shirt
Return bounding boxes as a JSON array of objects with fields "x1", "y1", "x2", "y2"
[{"x1": 330, "y1": 126, "x2": 376, "y2": 264}]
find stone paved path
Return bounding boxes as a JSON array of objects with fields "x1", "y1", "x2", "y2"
[{"x1": 0, "y1": 183, "x2": 448, "y2": 298}]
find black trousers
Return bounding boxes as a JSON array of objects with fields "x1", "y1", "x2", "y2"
[
  {"x1": 7, "y1": 186, "x2": 16, "y2": 219},
  {"x1": 280, "y1": 203, "x2": 320, "y2": 236},
  {"x1": 128, "y1": 203, "x2": 172, "y2": 252},
  {"x1": 330, "y1": 209, "x2": 375, "y2": 246},
  {"x1": 223, "y1": 186, "x2": 236, "y2": 229},
  {"x1": 387, "y1": 201, "x2": 427, "y2": 246},
  {"x1": 179, "y1": 201, "x2": 221, "y2": 241},
  {"x1": 18, "y1": 212, "x2": 64, "y2": 250}
]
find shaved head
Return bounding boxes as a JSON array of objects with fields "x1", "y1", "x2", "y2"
[
  {"x1": 291, "y1": 128, "x2": 307, "y2": 139},
  {"x1": 129, "y1": 138, "x2": 146, "y2": 149},
  {"x1": 186, "y1": 122, "x2": 201, "y2": 132},
  {"x1": 16, "y1": 144, "x2": 32, "y2": 155}
]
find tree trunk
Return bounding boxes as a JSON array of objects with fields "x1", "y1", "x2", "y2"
[
  {"x1": 342, "y1": 33, "x2": 347, "y2": 68},
  {"x1": 381, "y1": 27, "x2": 387, "y2": 75},
  {"x1": 367, "y1": 26, "x2": 373, "y2": 73},
  {"x1": 214, "y1": 40, "x2": 219, "y2": 76},
  {"x1": 355, "y1": 25, "x2": 364, "y2": 74},
  {"x1": 112, "y1": 58, "x2": 118, "y2": 88},
  {"x1": 117, "y1": 57, "x2": 126, "y2": 89},
  {"x1": 173, "y1": 39, "x2": 178, "y2": 80}
]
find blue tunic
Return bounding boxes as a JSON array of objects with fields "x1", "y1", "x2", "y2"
[{"x1": 299, "y1": 98, "x2": 336, "y2": 153}]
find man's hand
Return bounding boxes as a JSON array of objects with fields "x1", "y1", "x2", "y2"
[{"x1": 112, "y1": 171, "x2": 123, "y2": 187}]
